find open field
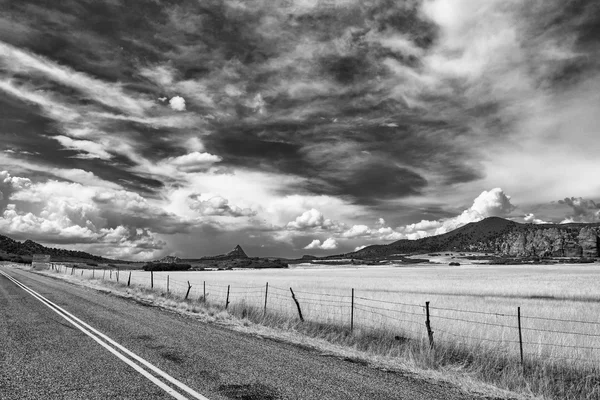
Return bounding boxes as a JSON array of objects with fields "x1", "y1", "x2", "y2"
[
  {"x1": 106, "y1": 262, "x2": 600, "y2": 365},
  {"x1": 43, "y1": 260, "x2": 600, "y2": 399}
]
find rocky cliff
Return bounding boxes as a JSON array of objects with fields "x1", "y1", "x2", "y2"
[
  {"x1": 352, "y1": 217, "x2": 600, "y2": 259},
  {"x1": 470, "y1": 225, "x2": 599, "y2": 257}
]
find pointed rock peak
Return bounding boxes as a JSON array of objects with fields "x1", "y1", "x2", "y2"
[{"x1": 227, "y1": 245, "x2": 248, "y2": 258}]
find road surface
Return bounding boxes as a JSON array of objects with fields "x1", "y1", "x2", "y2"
[{"x1": 0, "y1": 265, "x2": 490, "y2": 400}]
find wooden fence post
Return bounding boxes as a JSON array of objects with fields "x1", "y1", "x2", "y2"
[
  {"x1": 264, "y1": 282, "x2": 269, "y2": 315},
  {"x1": 226, "y1": 285, "x2": 230, "y2": 309},
  {"x1": 116, "y1": 268, "x2": 119, "y2": 283},
  {"x1": 185, "y1": 281, "x2": 192, "y2": 300},
  {"x1": 71, "y1": 267, "x2": 74, "y2": 275},
  {"x1": 81, "y1": 269, "x2": 83, "y2": 276},
  {"x1": 103, "y1": 269, "x2": 106, "y2": 280},
  {"x1": 425, "y1": 301, "x2": 434, "y2": 349},
  {"x1": 290, "y1": 288, "x2": 304, "y2": 322},
  {"x1": 110, "y1": 269, "x2": 112, "y2": 279},
  {"x1": 518, "y1": 306, "x2": 524, "y2": 368},
  {"x1": 92, "y1": 267, "x2": 95, "y2": 279},
  {"x1": 151, "y1": 271, "x2": 154, "y2": 289},
  {"x1": 127, "y1": 272, "x2": 131, "y2": 287},
  {"x1": 203, "y1": 281, "x2": 206, "y2": 302},
  {"x1": 351, "y1": 288, "x2": 355, "y2": 332},
  {"x1": 167, "y1": 275, "x2": 170, "y2": 293}
]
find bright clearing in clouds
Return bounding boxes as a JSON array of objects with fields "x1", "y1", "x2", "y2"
[{"x1": 0, "y1": 0, "x2": 599, "y2": 260}]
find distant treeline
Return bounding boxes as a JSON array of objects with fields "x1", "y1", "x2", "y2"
[
  {"x1": 0, "y1": 255, "x2": 31, "y2": 263},
  {"x1": 143, "y1": 263, "x2": 192, "y2": 271}
]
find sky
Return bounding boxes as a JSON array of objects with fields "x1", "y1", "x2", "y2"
[{"x1": 0, "y1": 0, "x2": 599, "y2": 260}]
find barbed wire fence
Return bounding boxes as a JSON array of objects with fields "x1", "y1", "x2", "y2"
[{"x1": 47, "y1": 264, "x2": 600, "y2": 371}]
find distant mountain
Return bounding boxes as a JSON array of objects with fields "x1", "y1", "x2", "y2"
[
  {"x1": 195, "y1": 244, "x2": 249, "y2": 260},
  {"x1": 351, "y1": 217, "x2": 600, "y2": 259},
  {"x1": 0, "y1": 233, "x2": 107, "y2": 262}
]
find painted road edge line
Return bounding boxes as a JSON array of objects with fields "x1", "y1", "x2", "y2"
[
  {"x1": 0, "y1": 271, "x2": 190, "y2": 400},
  {"x1": 0, "y1": 270, "x2": 210, "y2": 400},
  {"x1": 5, "y1": 270, "x2": 210, "y2": 400}
]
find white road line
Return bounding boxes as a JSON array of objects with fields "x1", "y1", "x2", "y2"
[
  {"x1": 4, "y1": 271, "x2": 209, "y2": 400},
  {"x1": 0, "y1": 270, "x2": 211, "y2": 400}
]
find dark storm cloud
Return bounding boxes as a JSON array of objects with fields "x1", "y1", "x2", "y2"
[
  {"x1": 1, "y1": 0, "x2": 600, "y2": 259},
  {"x1": 0, "y1": 0, "x2": 481, "y2": 206}
]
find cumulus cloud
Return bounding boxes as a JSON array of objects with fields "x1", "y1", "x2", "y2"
[
  {"x1": 524, "y1": 213, "x2": 549, "y2": 224},
  {"x1": 0, "y1": 174, "x2": 188, "y2": 259},
  {"x1": 286, "y1": 208, "x2": 338, "y2": 230},
  {"x1": 169, "y1": 96, "x2": 186, "y2": 111},
  {"x1": 558, "y1": 197, "x2": 600, "y2": 223},
  {"x1": 470, "y1": 188, "x2": 516, "y2": 217},
  {"x1": 339, "y1": 223, "x2": 405, "y2": 242},
  {"x1": 303, "y1": 238, "x2": 338, "y2": 250},
  {"x1": 1, "y1": 170, "x2": 32, "y2": 191},
  {"x1": 341, "y1": 224, "x2": 371, "y2": 238},
  {"x1": 188, "y1": 194, "x2": 256, "y2": 217},
  {"x1": 402, "y1": 188, "x2": 517, "y2": 237}
]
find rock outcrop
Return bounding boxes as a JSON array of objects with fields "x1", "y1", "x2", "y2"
[
  {"x1": 352, "y1": 217, "x2": 600, "y2": 259},
  {"x1": 488, "y1": 227, "x2": 598, "y2": 257},
  {"x1": 225, "y1": 245, "x2": 248, "y2": 259},
  {"x1": 198, "y1": 244, "x2": 249, "y2": 261}
]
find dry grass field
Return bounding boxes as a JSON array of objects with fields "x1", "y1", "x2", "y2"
[{"x1": 49, "y1": 259, "x2": 600, "y2": 399}]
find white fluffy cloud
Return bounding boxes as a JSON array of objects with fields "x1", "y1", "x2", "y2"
[
  {"x1": 267, "y1": 194, "x2": 362, "y2": 228},
  {"x1": 0, "y1": 172, "x2": 182, "y2": 259},
  {"x1": 338, "y1": 223, "x2": 405, "y2": 242},
  {"x1": 169, "y1": 96, "x2": 186, "y2": 111},
  {"x1": 187, "y1": 194, "x2": 256, "y2": 217},
  {"x1": 286, "y1": 208, "x2": 338, "y2": 230},
  {"x1": 304, "y1": 237, "x2": 338, "y2": 250},
  {"x1": 403, "y1": 188, "x2": 516, "y2": 237},
  {"x1": 1, "y1": 170, "x2": 32, "y2": 191},
  {"x1": 341, "y1": 224, "x2": 371, "y2": 238},
  {"x1": 470, "y1": 188, "x2": 516, "y2": 217},
  {"x1": 524, "y1": 213, "x2": 549, "y2": 224}
]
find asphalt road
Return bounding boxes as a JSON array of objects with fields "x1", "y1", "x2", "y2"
[{"x1": 0, "y1": 266, "x2": 486, "y2": 400}]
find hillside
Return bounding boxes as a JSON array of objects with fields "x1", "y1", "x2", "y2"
[
  {"x1": 0, "y1": 234, "x2": 107, "y2": 262},
  {"x1": 351, "y1": 217, "x2": 600, "y2": 259}
]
